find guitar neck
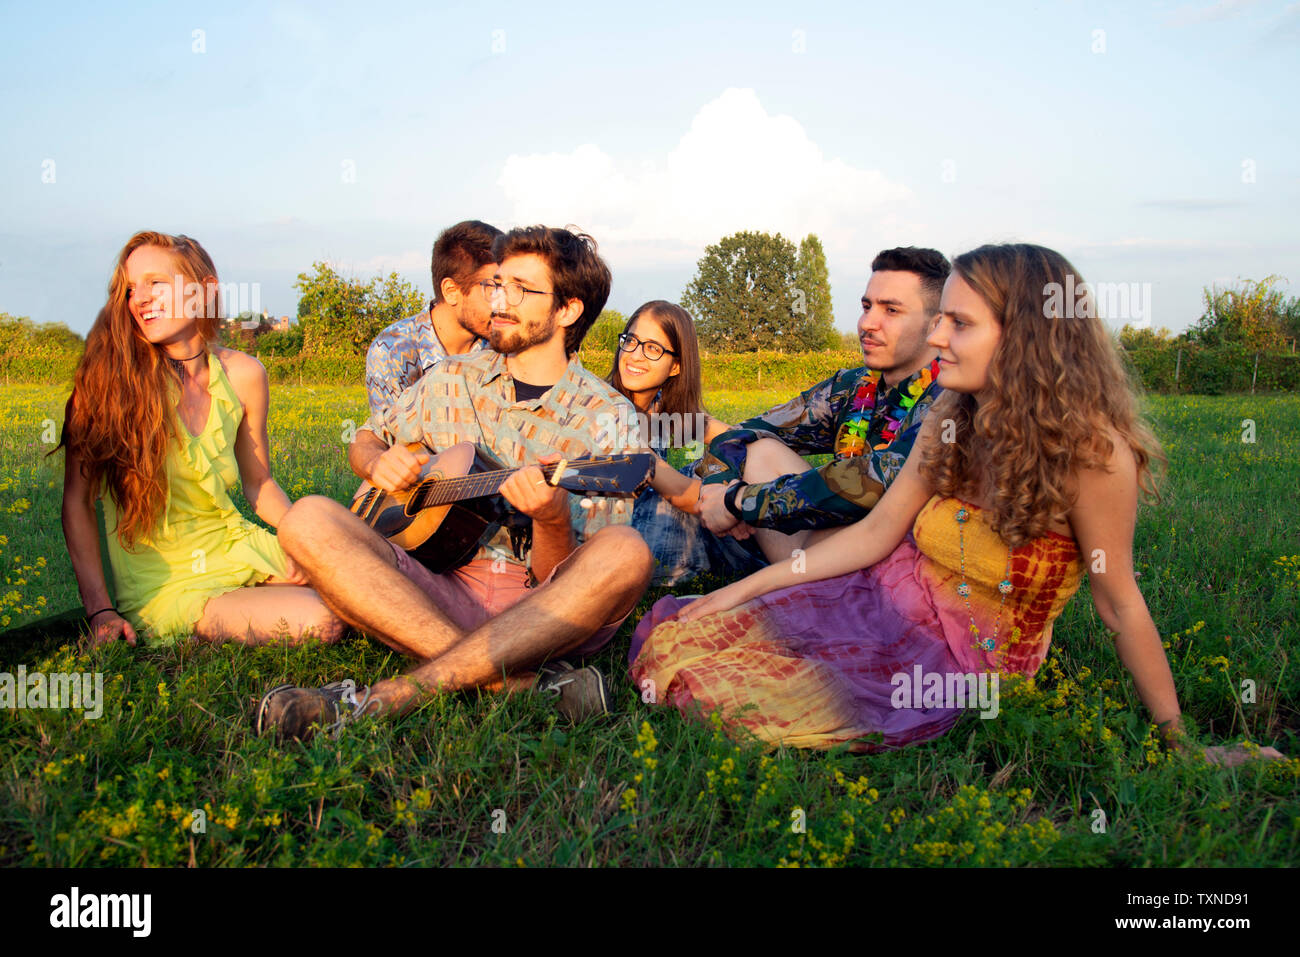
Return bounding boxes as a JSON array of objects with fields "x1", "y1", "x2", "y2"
[{"x1": 408, "y1": 461, "x2": 565, "y2": 511}]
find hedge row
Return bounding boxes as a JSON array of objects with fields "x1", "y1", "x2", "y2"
[
  {"x1": 0, "y1": 351, "x2": 79, "y2": 385},
  {"x1": 4, "y1": 344, "x2": 1297, "y2": 395},
  {"x1": 1125, "y1": 344, "x2": 1300, "y2": 394}
]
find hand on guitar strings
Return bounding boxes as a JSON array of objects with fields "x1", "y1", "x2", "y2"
[
  {"x1": 498, "y1": 453, "x2": 572, "y2": 528},
  {"x1": 367, "y1": 443, "x2": 431, "y2": 493}
]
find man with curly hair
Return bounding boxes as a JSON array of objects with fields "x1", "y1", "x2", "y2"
[{"x1": 257, "y1": 227, "x2": 652, "y2": 741}]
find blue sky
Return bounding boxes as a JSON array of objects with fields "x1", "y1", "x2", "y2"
[{"x1": 1, "y1": 0, "x2": 1297, "y2": 338}]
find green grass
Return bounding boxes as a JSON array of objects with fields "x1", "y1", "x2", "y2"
[{"x1": 1, "y1": 386, "x2": 1297, "y2": 866}]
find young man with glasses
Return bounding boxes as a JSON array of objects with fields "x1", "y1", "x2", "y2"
[
  {"x1": 365, "y1": 220, "x2": 503, "y2": 419},
  {"x1": 257, "y1": 227, "x2": 652, "y2": 741},
  {"x1": 695, "y1": 247, "x2": 951, "y2": 565}
]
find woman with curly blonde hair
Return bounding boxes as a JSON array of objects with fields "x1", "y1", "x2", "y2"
[
  {"x1": 629, "y1": 243, "x2": 1275, "y2": 765},
  {"x1": 59, "y1": 231, "x2": 343, "y2": 647}
]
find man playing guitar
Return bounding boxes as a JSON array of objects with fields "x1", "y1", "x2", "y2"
[{"x1": 256, "y1": 226, "x2": 652, "y2": 741}]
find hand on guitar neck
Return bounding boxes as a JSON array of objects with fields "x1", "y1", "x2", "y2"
[
  {"x1": 500, "y1": 452, "x2": 575, "y2": 582},
  {"x1": 498, "y1": 452, "x2": 571, "y2": 527}
]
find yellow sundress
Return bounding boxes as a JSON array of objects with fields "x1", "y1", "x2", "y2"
[{"x1": 100, "y1": 352, "x2": 288, "y2": 644}]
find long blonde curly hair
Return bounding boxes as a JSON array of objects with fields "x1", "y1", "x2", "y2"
[
  {"x1": 59, "y1": 232, "x2": 222, "y2": 548},
  {"x1": 921, "y1": 243, "x2": 1163, "y2": 547}
]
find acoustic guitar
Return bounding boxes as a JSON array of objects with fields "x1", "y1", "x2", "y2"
[{"x1": 350, "y1": 441, "x2": 654, "y2": 573}]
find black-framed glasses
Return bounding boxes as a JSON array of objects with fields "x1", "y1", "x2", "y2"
[
  {"x1": 618, "y1": 332, "x2": 677, "y2": 361},
  {"x1": 477, "y1": 279, "x2": 556, "y2": 307}
]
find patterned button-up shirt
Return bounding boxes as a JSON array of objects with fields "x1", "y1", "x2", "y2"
[
  {"x1": 365, "y1": 309, "x2": 487, "y2": 419},
  {"x1": 360, "y1": 349, "x2": 641, "y2": 570},
  {"x1": 696, "y1": 359, "x2": 943, "y2": 533}
]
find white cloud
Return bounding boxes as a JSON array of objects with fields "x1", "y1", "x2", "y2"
[{"x1": 496, "y1": 88, "x2": 910, "y2": 266}]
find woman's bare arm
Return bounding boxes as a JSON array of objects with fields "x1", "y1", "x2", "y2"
[
  {"x1": 677, "y1": 420, "x2": 939, "y2": 622},
  {"x1": 1068, "y1": 437, "x2": 1281, "y2": 765},
  {"x1": 649, "y1": 455, "x2": 701, "y2": 512},
  {"x1": 1068, "y1": 442, "x2": 1181, "y2": 730},
  {"x1": 61, "y1": 435, "x2": 137, "y2": 646},
  {"x1": 223, "y1": 349, "x2": 292, "y2": 528}
]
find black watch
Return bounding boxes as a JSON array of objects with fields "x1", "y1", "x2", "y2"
[{"x1": 723, "y1": 481, "x2": 747, "y2": 521}]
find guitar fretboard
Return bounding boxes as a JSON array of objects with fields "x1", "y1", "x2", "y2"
[{"x1": 410, "y1": 458, "x2": 616, "y2": 511}]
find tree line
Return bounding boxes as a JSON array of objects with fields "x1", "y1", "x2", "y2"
[{"x1": 3, "y1": 239, "x2": 1298, "y2": 392}]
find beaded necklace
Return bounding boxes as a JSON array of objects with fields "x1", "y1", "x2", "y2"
[
  {"x1": 835, "y1": 359, "x2": 939, "y2": 458},
  {"x1": 953, "y1": 505, "x2": 1014, "y2": 653}
]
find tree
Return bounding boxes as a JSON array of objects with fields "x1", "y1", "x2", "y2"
[
  {"x1": 1189, "y1": 276, "x2": 1297, "y2": 352},
  {"x1": 255, "y1": 324, "x2": 304, "y2": 357},
  {"x1": 1, "y1": 313, "x2": 83, "y2": 353},
  {"x1": 1118, "y1": 324, "x2": 1175, "y2": 350},
  {"x1": 794, "y1": 234, "x2": 838, "y2": 350},
  {"x1": 682, "y1": 231, "x2": 804, "y2": 352},
  {"x1": 294, "y1": 262, "x2": 424, "y2": 355}
]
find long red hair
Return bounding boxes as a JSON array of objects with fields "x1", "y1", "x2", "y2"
[{"x1": 60, "y1": 232, "x2": 222, "y2": 548}]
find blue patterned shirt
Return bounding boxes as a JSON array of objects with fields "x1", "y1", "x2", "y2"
[
  {"x1": 365, "y1": 309, "x2": 487, "y2": 419},
  {"x1": 696, "y1": 360, "x2": 944, "y2": 533}
]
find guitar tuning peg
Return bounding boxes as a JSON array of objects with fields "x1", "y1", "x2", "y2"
[{"x1": 579, "y1": 497, "x2": 594, "y2": 509}]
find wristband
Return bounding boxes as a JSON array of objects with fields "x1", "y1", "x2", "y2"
[
  {"x1": 723, "y1": 481, "x2": 747, "y2": 521},
  {"x1": 86, "y1": 606, "x2": 118, "y2": 622}
]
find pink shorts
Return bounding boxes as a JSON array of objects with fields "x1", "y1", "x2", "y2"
[{"x1": 389, "y1": 545, "x2": 632, "y2": 658}]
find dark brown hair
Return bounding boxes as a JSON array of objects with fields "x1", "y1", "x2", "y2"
[
  {"x1": 493, "y1": 225, "x2": 611, "y2": 355},
  {"x1": 871, "y1": 246, "x2": 951, "y2": 314},
  {"x1": 607, "y1": 301, "x2": 708, "y2": 424},
  {"x1": 432, "y1": 220, "x2": 503, "y2": 304}
]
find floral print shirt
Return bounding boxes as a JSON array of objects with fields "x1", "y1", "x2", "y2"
[{"x1": 696, "y1": 360, "x2": 943, "y2": 532}]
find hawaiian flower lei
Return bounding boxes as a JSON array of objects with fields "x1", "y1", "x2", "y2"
[{"x1": 835, "y1": 359, "x2": 939, "y2": 457}]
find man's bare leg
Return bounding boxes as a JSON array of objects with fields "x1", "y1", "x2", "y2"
[
  {"x1": 276, "y1": 495, "x2": 466, "y2": 659},
  {"x1": 369, "y1": 525, "x2": 653, "y2": 714},
  {"x1": 741, "y1": 438, "x2": 826, "y2": 564}
]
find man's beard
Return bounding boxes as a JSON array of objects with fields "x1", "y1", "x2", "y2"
[
  {"x1": 488, "y1": 309, "x2": 556, "y2": 355},
  {"x1": 457, "y1": 309, "x2": 490, "y2": 342}
]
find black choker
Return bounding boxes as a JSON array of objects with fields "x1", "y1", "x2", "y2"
[{"x1": 167, "y1": 349, "x2": 205, "y2": 378}]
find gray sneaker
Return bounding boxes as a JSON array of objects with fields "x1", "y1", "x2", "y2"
[
  {"x1": 255, "y1": 679, "x2": 382, "y2": 742},
  {"x1": 535, "y1": 661, "x2": 612, "y2": 722}
]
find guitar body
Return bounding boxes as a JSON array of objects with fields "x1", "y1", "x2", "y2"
[
  {"x1": 351, "y1": 443, "x2": 509, "y2": 574},
  {"x1": 350, "y1": 440, "x2": 654, "y2": 574}
]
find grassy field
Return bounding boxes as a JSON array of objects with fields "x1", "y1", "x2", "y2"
[{"x1": 0, "y1": 383, "x2": 1297, "y2": 867}]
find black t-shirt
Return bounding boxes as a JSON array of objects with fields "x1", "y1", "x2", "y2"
[{"x1": 513, "y1": 379, "x2": 553, "y2": 402}]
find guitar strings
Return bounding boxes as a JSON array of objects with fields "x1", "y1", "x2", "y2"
[{"x1": 406, "y1": 456, "x2": 630, "y2": 509}]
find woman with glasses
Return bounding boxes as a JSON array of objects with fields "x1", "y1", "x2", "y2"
[{"x1": 607, "y1": 301, "x2": 765, "y2": 586}]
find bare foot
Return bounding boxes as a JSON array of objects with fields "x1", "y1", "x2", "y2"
[{"x1": 1202, "y1": 744, "x2": 1285, "y2": 768}]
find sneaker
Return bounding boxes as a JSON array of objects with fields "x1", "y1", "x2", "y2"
[
  {"x1": 535, "y1": 661, "x2": 611, "y2": 722},
  {"x1": 255, "y1": 679, "x2": 381, "y2": 742}
]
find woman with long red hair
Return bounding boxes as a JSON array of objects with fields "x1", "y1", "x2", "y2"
[{"x1": 59, "y1": 231, "x2": 342, "y2": 646}]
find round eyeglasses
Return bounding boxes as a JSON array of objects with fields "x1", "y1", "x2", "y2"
[
  {"x1": 476, "y1": 280, "x2": 557, "y2": 307},
  {"x1": 618, "y1": 332, "x2": 677, "y2": 362}
]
